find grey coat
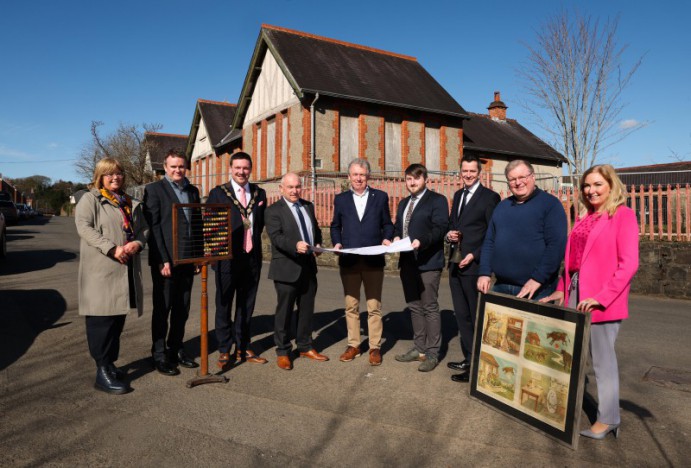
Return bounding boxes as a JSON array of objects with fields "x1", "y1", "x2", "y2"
[{"x1": 75, "y1": 189, "x2": 149, "y2": 317}]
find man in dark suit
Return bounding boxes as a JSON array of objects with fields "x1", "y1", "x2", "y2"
[
  {"x1": 143, "y1": 149, "x2": 201, "y2": 376},
  {"x1": 206, "y1": 152, "x2": 267, "y2": 369},
  {"x1": 446, "y1": 155, "x2": 500, "y2": 382},
  {"x1": 330, "y1": 158, "x2": 394, "y2": 366},
  {"x1": 393, "y1": 164, "x2": 448, "y2": 372},
  {"x1": 265, "y1": 172, "x2": 328, "y2": 370}
]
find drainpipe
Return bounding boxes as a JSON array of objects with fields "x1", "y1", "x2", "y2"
[{"x1": 310, "y1": 93, "x2": 320, "y2": 201}]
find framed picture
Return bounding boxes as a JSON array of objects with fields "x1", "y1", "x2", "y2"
[{"x1": 469, "y1": 292, "x2": 591, "y2": 450}]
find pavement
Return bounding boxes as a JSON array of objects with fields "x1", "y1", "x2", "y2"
[{"x1": 0, "y1": 216, "x2": 689, "y2": 467}]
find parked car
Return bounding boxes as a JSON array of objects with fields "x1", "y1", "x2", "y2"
[
  {"x1": 0, "y1": 212, "x2": 6, "y2": 259},
  {"x1": 16, "y1": 203, "x2": 29, "y2": 220},
  {"x1": 0, "y1": 200, "x2": 19, "y2": 225}
]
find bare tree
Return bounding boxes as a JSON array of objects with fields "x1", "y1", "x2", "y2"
[
  {"x1": 519, "y1": 11, "x2": 646, "y2": 177},
  {"x1": 75, "y1": 121, "x2": 162, "y2": 185}
]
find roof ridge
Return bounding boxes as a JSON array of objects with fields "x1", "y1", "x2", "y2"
[
  {"x1": 262, "y1": 24, "x2": 417, "y2": 62},
  {"x1": 468, "y1": 112, "x2": 518, "y2": 123},
  {"x1": 145, "y1": 132, "x2": 188, "y2": 138},
  {"x1": 197, "y1": 98, "x2": 237, "y2": 107}
]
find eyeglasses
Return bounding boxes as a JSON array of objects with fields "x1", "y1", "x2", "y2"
[
  {"x1": 507, "y1": 173, "x2": 533, "y2": 186},
  {"x1": 104, "y1": 173, "x2": 124, "y2": 179}
]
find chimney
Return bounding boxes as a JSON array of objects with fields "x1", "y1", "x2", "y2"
[{"x1": 488, "y1": 91, "x2": 508, "y2": 121}]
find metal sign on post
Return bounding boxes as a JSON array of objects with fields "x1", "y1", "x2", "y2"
[{"x1": 172, "y1": 203, "x2": 232, "y2": 388}]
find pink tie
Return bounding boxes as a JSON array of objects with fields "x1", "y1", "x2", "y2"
[{"x1": 239, "y1": 186, "x2": 252, "y2": 253}]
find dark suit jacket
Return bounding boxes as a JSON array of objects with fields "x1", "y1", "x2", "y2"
[
  {"x1": 265, "y1": 198, "x2": 323, "y2": 283},
  {"x1": 143, "y1": 178, "x2": 200, "y2": 267},
  {"x1": 330, "y1": 188, "x2": 394, "y2": 268},
  {"x1": 206, "y1": 182, "x2": 266, "y2": 272},
  {"x1": 393, "y1": 189, "x2": 449, "y2": 271},
  {"x1": 447, "y1": 184, "x2": 500, "y2": 275}
]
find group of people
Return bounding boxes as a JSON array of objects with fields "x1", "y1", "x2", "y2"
[{"x1": 76, "y1": 150, "x2": 638, "y2": 441}]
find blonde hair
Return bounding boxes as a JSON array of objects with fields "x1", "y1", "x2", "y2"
[
  {"x1": 90, "y1": 158, "x2": 126, "y2": 190},
  {"x1": 579, "y1": 164, "x2": 627, "y2": 216}
]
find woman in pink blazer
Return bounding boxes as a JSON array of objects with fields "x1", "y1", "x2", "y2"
[{"x1": 541, "y1": 164, "x2": 639, "y2": 440}]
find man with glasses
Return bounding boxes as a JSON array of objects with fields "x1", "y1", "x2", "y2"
[{"x1": 477, "y1": 160, "x2": 567, "y2": 301}]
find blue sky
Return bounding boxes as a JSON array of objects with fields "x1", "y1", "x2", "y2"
[{"x1": 1, "y1": 0, "x2": 689, "y2": 183}]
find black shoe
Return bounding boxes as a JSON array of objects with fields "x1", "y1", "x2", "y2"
[
  {"x1": 451, "y1": 372, "x2": 470, "y2": 383},
  {"x1": 153, "y1": 359, "x2": 180, "y2": 376},
  {"x1": 447, "y1": 360, "x2": 471, "y2": 372},
  {"x1": 94, "y1": 366, "x2": 131, "y2": 394},
  {"x1": 175, "y1": 350, "x2": 199, "y2": 369},
  {"x1": 107, "y1": 363, "x2": 125, "y2": 380}
]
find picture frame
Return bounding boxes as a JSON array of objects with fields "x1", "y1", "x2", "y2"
[{"x1": 469, "y1": 292, "x2": 591, "y2": 450}]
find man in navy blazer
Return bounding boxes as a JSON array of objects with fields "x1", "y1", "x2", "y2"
[
  {"x1": 265, "y1": 173, "x2": 328, "y2": 370},
  {"x1": 446, "y1": 155, "x2": 500, "y2": 382},
  {"x1": 330, "y1": 158, "x2": 394, "y2": 366},
  {"x1": 143, "y1": 149, "x2": 201, "y2": 376},
  {"x1": 393, "y1": 164, "x2": 449, "y2": 372},
  {"x1": 206, "y1": 152, "x2": 267, "y2": 369}
]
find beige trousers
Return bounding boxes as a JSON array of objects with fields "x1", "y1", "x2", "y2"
[{"x1": 340, "y1": 260, "x2": 384, "y2": 349}]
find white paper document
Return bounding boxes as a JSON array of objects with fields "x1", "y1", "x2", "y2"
[{"x1": 313, "y1": 237, "x2": 413, "y2": 255}]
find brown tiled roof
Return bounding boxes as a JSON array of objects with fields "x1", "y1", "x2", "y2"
[
  {"x1": 463, "y1": 113, "x2": 566, "y2": 164},
  {"x1": 616, "y1": 161, "x2": 691, "y2": 172},
  {"x1": 230, "y1": 24, "x2": 468, "y2": 131},
  {"x1": 144, "y1": 132, "x2": 188, "y2": 171}
]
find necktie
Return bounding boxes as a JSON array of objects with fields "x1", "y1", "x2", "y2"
[
  {"x1": 403, "y1": 197, "x2": 416, "y2": 238},
  {"x1": 293, "y1": 203, "x2": 311, "y2": 245},
  {"x1": 458, "y1": 189, "x2": 468, "y2": 219},
  {"x1": 293, "y1": 203, "x2": 312, "y2": 245},
  {"x1": 239, "y1": 186, "x2": 252, "y2": 253}
]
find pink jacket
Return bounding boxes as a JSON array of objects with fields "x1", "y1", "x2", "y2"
[{"x1": 557, "y1": 206, "x2": 639, "y2": 323}]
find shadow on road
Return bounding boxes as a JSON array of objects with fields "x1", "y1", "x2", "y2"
[
  {"x1": 0, "y1": 289, "x2": 67, "y2": 371},
  {"x1": 0, "y1": 249, "x2": 76, "y2": 275}
]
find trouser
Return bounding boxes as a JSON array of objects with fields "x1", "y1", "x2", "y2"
[
  {"x1": 273, "y1": 269, "x2": 318, "y2": 356},
  {"x1": 568, "y1": 276, "x2": 622, "y2": 425},
  {"x1": 214, "y1": 253, "x2": 261, "y2": 354},
  {"x1": 492, "y1": 278, "x2": 557, "y2": 301},
  {"x1": 85, "y1": 315, "x2": 126, "y2": 367},
  {"x1": 449, "y1": 268, "x2": 479, "y2": 360},
  {"x1": 150, "y1": 264, "x2": 194, "y2": 361},
  {"x1": 340, "y1": 259, "x2": 384, "y2": 349},
  {"x1": 400, "y1": 261, "x2": 442, "y2": 359}
]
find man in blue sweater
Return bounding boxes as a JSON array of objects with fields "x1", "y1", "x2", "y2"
[{"x1": 478, "y1": 160, "x2": 567, "y2": 300}]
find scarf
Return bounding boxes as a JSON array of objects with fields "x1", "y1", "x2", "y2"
[{"x1": 99, "y1": 188, "x2": 135, "y2": 242}]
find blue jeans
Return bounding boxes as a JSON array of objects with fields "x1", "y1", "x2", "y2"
[{"x1": 492, "y1": 280, "x2": 556, "y2": 301}]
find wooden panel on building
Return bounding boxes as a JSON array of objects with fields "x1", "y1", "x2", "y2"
[
  {"x1": 340, "y1": 114, "x2": 359, "y2": 170},
  {"x1": 256, "y1": 125, "x2": 263, "y2": 180},
  {"x1": 385, "y1": 121, "x2": 401, "y2": 172},
  {"x1": 281, "y1": 114, "x2": 288, "y2": 175},
  {"x1": 425, "y1": 126, "x2": 440, "y2": 172},
  {"x1": 266, "y1": 119, "x2": 276, "y2": 179}
]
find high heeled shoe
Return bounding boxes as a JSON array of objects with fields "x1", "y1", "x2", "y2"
[{"x1": 580, "y1": 423, "x2": 620, "y2": 440}]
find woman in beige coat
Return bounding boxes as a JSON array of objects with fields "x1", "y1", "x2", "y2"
[{"x1": 76, "y1": 158, "x2": 148, "y2": 394}]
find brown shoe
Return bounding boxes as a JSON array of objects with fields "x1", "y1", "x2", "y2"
[
  {"x1": 339, "y1": 346, "x2": 361, "y2": 362},
  {"x1": 277, "y1": 355, "x2": 292, "y2": 370},
  {"x1": 299, "y1": 349, "x2": 329, "y2": 361},
  {"x1": 369, "y1": 348, "x2": 382, "y2": 366},
  {"x1": 238, "y1": 350, "x2": 268, "y2": 364},
  {"x1": 217, "y1": 352, "x2": 231, "y2": 369}
]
